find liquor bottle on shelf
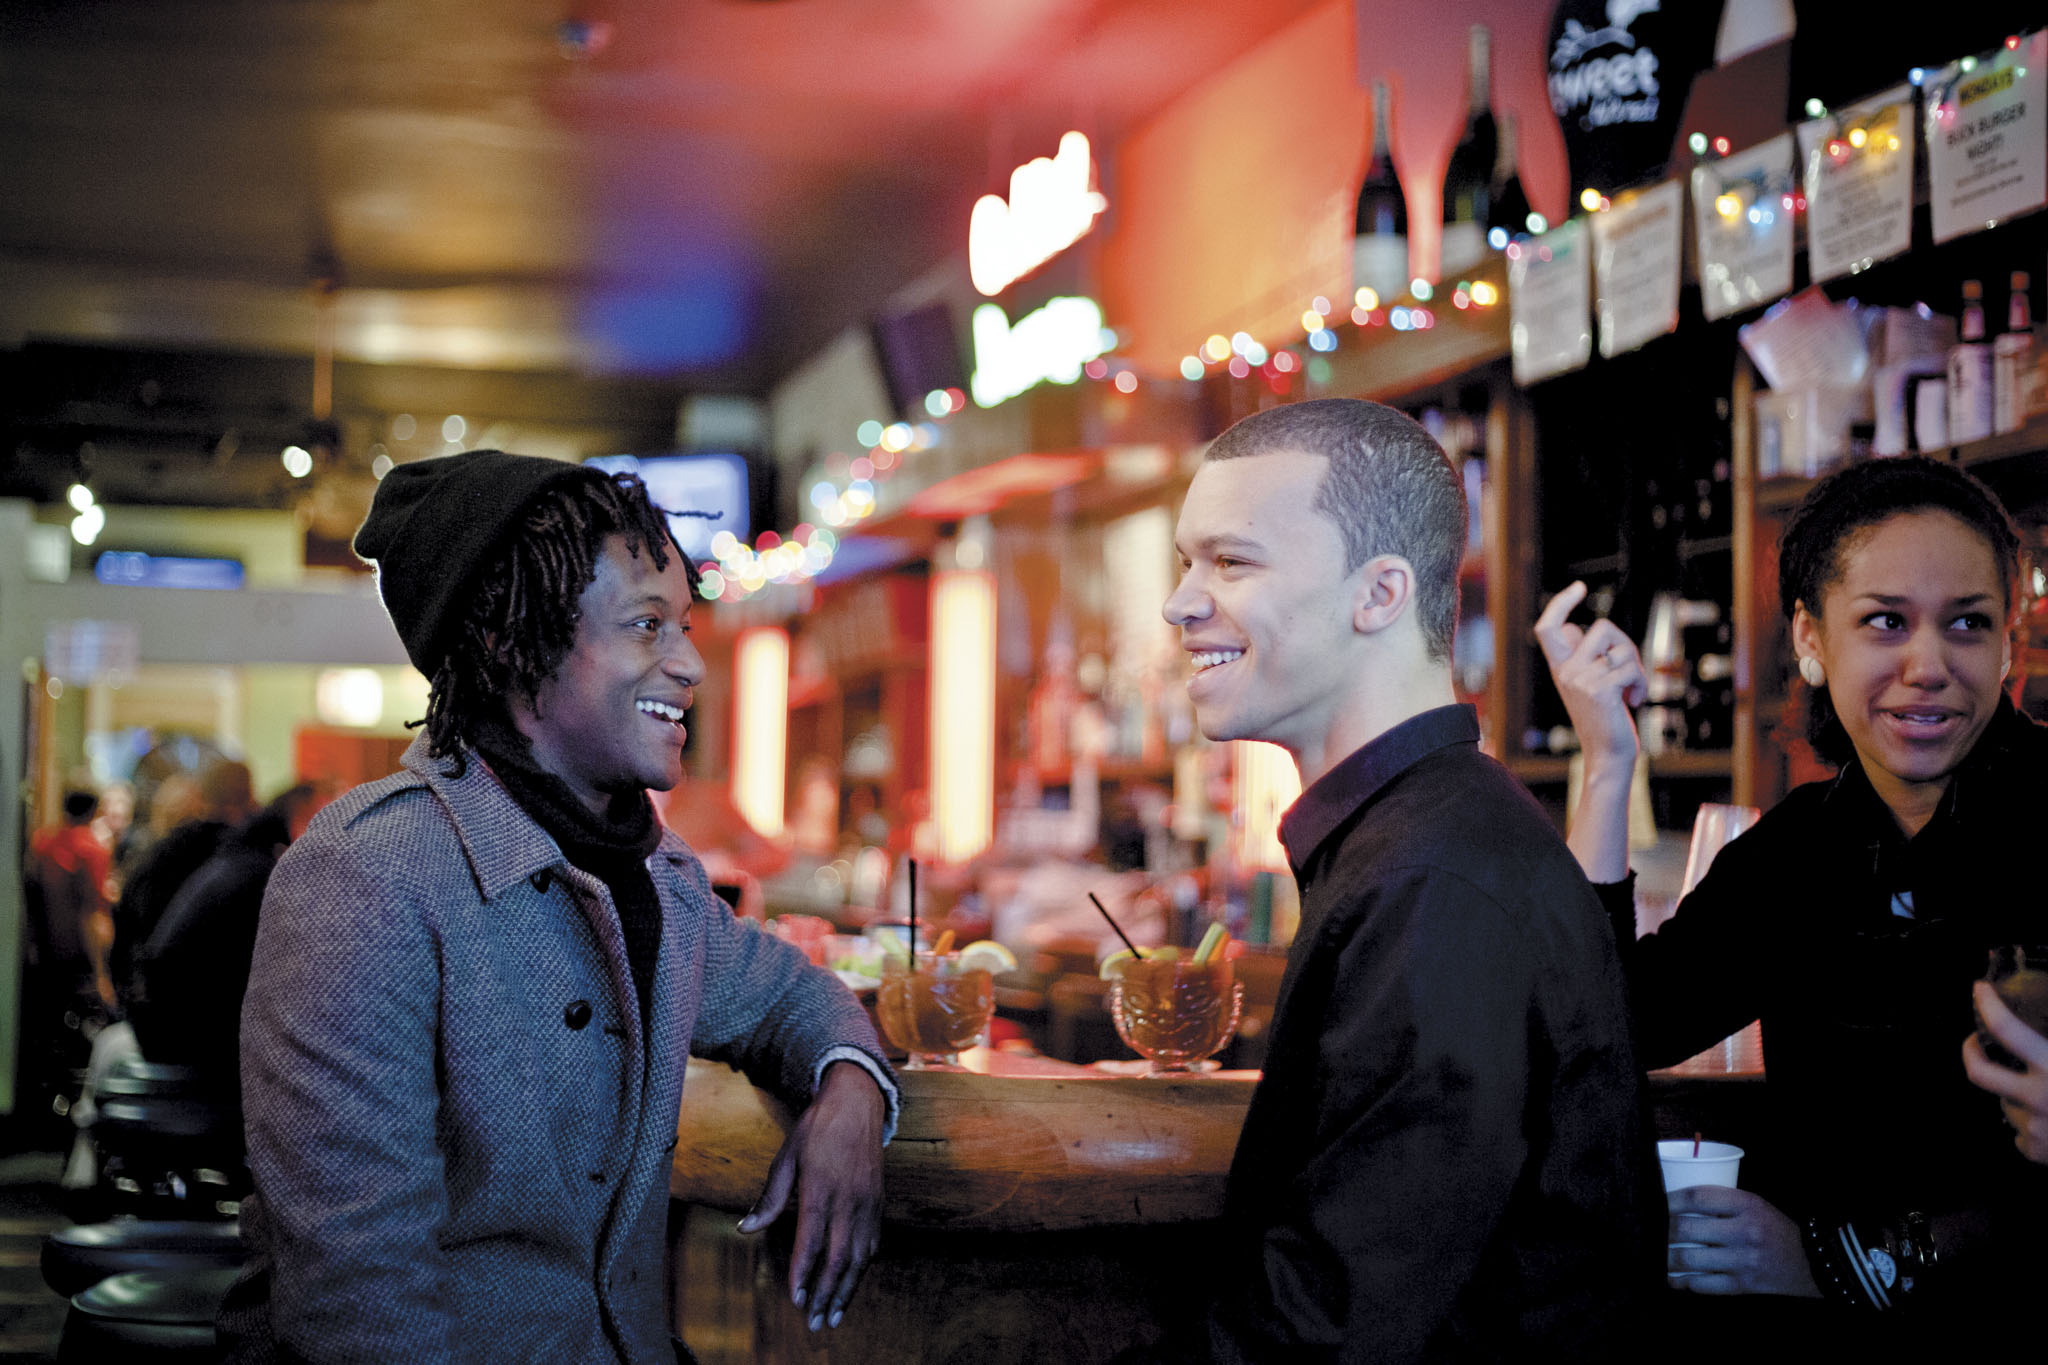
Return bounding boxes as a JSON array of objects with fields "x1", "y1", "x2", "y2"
[
  {"x1": 1353, "y1": 79, "x2": 1410, "y2": 304},
  {"x1": 1948, "y1": 278, "x2": 1994, "y2": 444},
  {"x1": 1485, "y1": 111, "x2": 1534, "y2": 249},
  {"x1": 1994, "y1": 269, "x2": 2037, "y2": 434},
  {"x1": 1684, "y1": 616, "x2": 1736, "y2": 749},
  {"x1": 1641, "y1": 593, "x2": 1722, "y2": 755},
  {"x1": 1440, "y1": 24, "x2": 1496, "y2": 277}
]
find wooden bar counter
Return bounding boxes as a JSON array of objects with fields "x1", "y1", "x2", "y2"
[{"x1": 667, "y1": 1049, "x2": 1257, "y2": 1364}]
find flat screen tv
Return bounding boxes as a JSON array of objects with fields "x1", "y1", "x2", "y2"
[
  {"x1": 585, "y1": 452, "x2": 749, "y2": 562},
  {"x1": 869, "y1": 301, "x2": 967, "y2": 417}
]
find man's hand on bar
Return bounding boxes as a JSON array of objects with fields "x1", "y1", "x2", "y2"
[
  {"x1": 1963, "y1": 981, "x2": 2048, "y2": 1165},
  {"x1": 1664, "y1": 1186, "x2": 1819, "y2": 1297},
  {"x1": 737, "y1": 1059, "x2": 887, "y2": 1331}
]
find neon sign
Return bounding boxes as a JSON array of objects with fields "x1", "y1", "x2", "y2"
[
  {"x1": 968, "y1": 132, "x2": 1109, "y2": 296},
  {"x1": 969, "y1": 297, "x2": 1108, "y2": 408}
]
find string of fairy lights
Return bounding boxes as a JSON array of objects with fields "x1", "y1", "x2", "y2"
[
  {"x1": 702, "y1": 42, "x2": 1993, "y2": 609},
  {"x1": 700, "y1": 273, "x2": 1513, "y2": 606}
]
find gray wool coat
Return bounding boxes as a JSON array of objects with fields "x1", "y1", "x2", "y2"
[{"x1": 218, "y1": 736, "x2": 895, "y2": 1363}]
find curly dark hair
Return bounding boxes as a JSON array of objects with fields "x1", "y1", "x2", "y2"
[
  {"x1": 1778, "y1": 455, "x2": 2021, "y2": 764},
  {"x1": 419, "y1": 472, "x2": 700, "y2": 768}
]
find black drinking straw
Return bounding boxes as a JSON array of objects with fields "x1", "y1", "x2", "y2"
[
  {"x1": 1087, "y1": 892, "x2": 1147, "y2": 962},
  {"x1": 907, "y1": 858, "x2": 918, "y2": 954}
]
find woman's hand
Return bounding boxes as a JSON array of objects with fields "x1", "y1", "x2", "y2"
[
  {"x1": 1964, "y1": 981, "x2": 2048, "y2": 1164},
  {"x1": 1533, "y1": 582, "x2": 1648, "y2": 883},
  {"x1": 1664, "y1": 1186, "x2": 1820, "y2": 1297},
  {"x1": 1532, "y1": 580, "x2": 1647, "y2": 776}
]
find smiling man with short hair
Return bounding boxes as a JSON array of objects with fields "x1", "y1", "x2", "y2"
[
  {"x1": 1162, "y1": 399, "x2": 1657, "y2": 1362},
  {"x1": 221, "y1": 451, "x2": 895, "y2": 1363}
]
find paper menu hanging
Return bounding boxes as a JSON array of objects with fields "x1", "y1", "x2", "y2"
[
  {"x1": 1592, "y1": 179, "x2": 1684, "y2": 359},
  {"x1": 1692, "y1": 133, "x2": 1796, "y2": 322},
  {"x1": 1926, "y1": 31, "x2": 2047, "y2": 244},
  {"x1": 1509, "y1": 218, "x2": 1593, "y2": 386},
  {"x1": 1800, "y1": 86, "x2": 1917, "y2": 284}
]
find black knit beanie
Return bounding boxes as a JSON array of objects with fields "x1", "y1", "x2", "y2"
[{"x1": 352, "y1": 449, "x2": 606, "y2": 676}]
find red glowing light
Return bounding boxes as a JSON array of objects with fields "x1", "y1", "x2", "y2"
[
  {"x1": 1713, "y1": 136, "x2": 1731, "y2": 155},
  {"x1": 757, "y1": 531, "x2": 782, "y2": 550},
  {"x1": 1084, "y1": 358, "x2": 1109, "y2": 380}
]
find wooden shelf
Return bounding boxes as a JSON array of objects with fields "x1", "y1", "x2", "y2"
[
  {"x1": 1756, "y1": 413, "x2": 2048, "y2": 511},
  {"x1": 1649, "y1": 749, "x2": 1734, "y2": 779},
  {"x1": 1505, "y1": 749, "x2": 1734, "y2": 785},
  {"x1": 1503, "y1": 754, "x2": 1570, "y2": 784},
  {"x1": 1021, "y1": 756, "x2": 1177, "y2": 787}
]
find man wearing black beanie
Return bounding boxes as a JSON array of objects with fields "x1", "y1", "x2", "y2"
[{"x1": 220, "y1": 450, "x2": 897, "y2": 1363}]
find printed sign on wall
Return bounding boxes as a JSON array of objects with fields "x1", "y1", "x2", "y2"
[
  {"x1": 1800, "y1": 86, "x2": 1917, "y2": 283},
  {"x1": 1592, "y1": 179, "x2": 1683, "y2": 359},
  {"x1": 1509, "y1": 218, "x2": 1593, "y2": 385},
  {"x1": 1927, "y1": 31, "x2": 2047, "y2": 244},
  {"x1": 1693, "y1": 134, "x2": 1796, "y2": 321}
]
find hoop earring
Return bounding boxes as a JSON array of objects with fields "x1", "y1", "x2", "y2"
[{"x1": 1799, "y1": 656, "x2": 1826, "y2": 688}]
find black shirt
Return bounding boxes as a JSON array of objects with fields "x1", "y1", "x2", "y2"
[
  {"x1": 1209, "y1": 705, "x2": 1659, "y2": 1363},
  {"x1": 1600, "y1": 699, "x2": 2048, "y2": 1291}
]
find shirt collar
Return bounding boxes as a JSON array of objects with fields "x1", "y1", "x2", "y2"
[{"x1": 1278, "y1": 703, "x2": 1481, "y2": 872}]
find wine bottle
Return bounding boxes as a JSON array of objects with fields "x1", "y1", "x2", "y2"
[
  {"x1": 1994, "y1": 270, "x2": 2036, "y2": 434},
  {"x1": 1485, "y1": 111, "x2": 1534, "y2": 249},
  {"x1": 1353, "y1": 79, "x2": 1410, "y2": 303},
  {"x1": 1949, "y1": 278, "x2": 1993, "y2": 443},
  {"x1": 1440, "y1": 25, "x2": 1496, "y2": 276}
]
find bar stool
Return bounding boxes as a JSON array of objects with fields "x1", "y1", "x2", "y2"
[
  {"x1": 90, "y1": 1058, "x2": 244, "y2": 1217},
  {"x1": 42, "y1": 1219, "x2": 246, "y2": 1297},
  {"x1": 57, "y1": 1264, "x2": 239, "y2": 1363}
]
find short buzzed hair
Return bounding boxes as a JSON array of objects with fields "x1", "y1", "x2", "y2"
[{"x1": 1204, "y1": 398, "x2": 1466, "y2": 660}]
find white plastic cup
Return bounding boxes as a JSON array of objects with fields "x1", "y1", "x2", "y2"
[{"x1": 1658, "y1": 1139, "x2": 1743, "y2": 1191}]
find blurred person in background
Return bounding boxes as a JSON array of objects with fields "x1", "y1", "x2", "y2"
[
  {"x1": 113, "y1": 770, "x2": 201, "y2": 886},
  {"x1": 108, "y1": 758, "x2": 254, "y2": 1015},
  {"x1": 91, "y1": 780, "x2": 133, "y2": 865},
  {"x1": 126, "y1": 782, "x2": 335, "y2": 1096},
  {"x1": 22, "y1": 789, "x2": 117, "y2": 1131},
  {"x1": 25, "y1": 789, "x2": 115, "y2": 1012}
]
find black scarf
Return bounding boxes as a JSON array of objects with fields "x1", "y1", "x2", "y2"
[{"x1": 470, "y1": 714, "x2": 664, "y2": 1025}]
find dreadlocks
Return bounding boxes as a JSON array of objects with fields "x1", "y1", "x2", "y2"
[{"x1": 418, "y1": 472, "x2": 699, "y2": 769}]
